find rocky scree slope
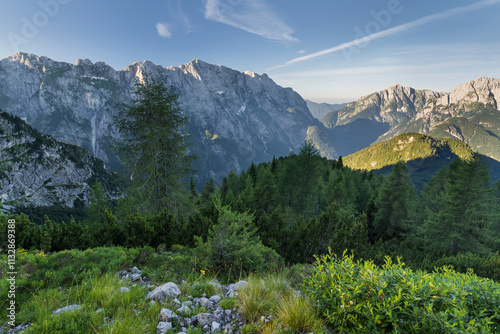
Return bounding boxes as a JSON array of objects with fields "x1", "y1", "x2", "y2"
[
  {"x1": 0, "y1": 53, "x2": 321, "y2": 186},
  {"x1": 0, "y1": 109, "x2": 120, "y2": 207}
]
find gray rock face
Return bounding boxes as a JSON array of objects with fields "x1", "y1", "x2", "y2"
[
  {"x1": 318, "y1": 78, "x2": 500, "y2": 161},
  {"x1": 0, "y1": 53, "x2": 320, "y2": 186},
  {"x1": 0, "y1": 110, "x2": 119, "y2": 207},
  {"x1": 146, "y1": 282, "x2": 181, "y2": 302},
  {"x1": 324, "y1": 83, "x2": 442, "y2": 129}
]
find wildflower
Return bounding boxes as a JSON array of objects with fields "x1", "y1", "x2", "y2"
[
  {"x1": 340, "y1": 305, "x2": 344, "y2": 309},
  {"x1": 350, "y1": 301, "x2": 354, "y2": 305}
]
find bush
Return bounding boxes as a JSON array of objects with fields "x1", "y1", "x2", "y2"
[
  {"x1": 194, "y1": 201, "x2": 283, "y2": 279},
  {"x1": 432, "y1": 252, "x2": 500, "y2": 281},
  {"x1": 304, "y1": 251, "x2": 500, "y2": 333}
]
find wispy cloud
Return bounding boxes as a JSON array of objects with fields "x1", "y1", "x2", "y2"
[
  {"x1": 275, "y1": 61, "x2": 482, "y2": 79},
  {"x1": 167, "y1": 0, "x2": 193, "y2": 34},
  {"x1": 269, "y1": 0, "x2": 500, "y2": 70},
  {"x1": 204, "y1": 0, "x2": 298, "y2": 42},
  {"x1": 156, "y1": 23, "x2": 172, "y2": 38}
]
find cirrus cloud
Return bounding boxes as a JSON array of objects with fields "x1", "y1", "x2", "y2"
[{"x1": 204, "y1": 0, "x2": 298, "y2": 42}]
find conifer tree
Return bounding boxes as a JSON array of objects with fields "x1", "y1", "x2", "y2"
[
  {"x1": 372, "y1": 162, "x2": 416, "y2": 242},
  {"x1": 423, "y1": 156, "x2": 495, "y2": 256},
  {"x1": 113, "y1": 73, "x2": 195, "y2": 215}
]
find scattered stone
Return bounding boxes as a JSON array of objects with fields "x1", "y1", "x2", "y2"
[
  {"x1": 129, "y1": 273, "x2": 141, "y2": 282},
  {"x1": 209, "y1": 295, "x2": 221, "y2": 303},
  {"x1": 0, "y1": 322, "x2": 30, "y2": 334},
  {"x1": 182, "y1": 300, "x2": 193, "y2": 307},
  {"x1": 226, "y1": 280, "x2": 248, "y2": 297},
  {"x1": 177, "y1": 305, "x2": 191, "y2": 315},
  {"x1": 211, "y1": 321, "x2": 221, "y2": 333},
  {"x1": 198, "y1": 297, "x2": 210, "y2": 307},
  {"x1": 146, "y1": 282, "x2": 181, "y2": 302},
  {"x1": 119, "y1": 287, "x2": 130, "y2": 292},
  {"x1": 197, "y1": 313, "x2": 215, "y2": 327},
  {"x1": 52, "y1": 305, "x2": 81, "y2": 316},
  {"x1": 130, "y1": 266, "x2": 141, "y2": 274},
  {"x1": 156, "y1": 321, "x2": 172, "y2": 334},
  {"x1": 158, "y1": 308, "x2": 177, "y2": 322}
]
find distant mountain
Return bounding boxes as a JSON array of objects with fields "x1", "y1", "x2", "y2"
[
  {"x1": 317, "y1": 78, "x2": 500, "y2": 163},
  {"x1": 305, "y1": 100, "x2": 348, "y2": 120},
  {"x1": 0, "y1": 53, "x2": 321, "y2": 186},
  {"x1": 343, "y1": 132, "x2": 499, "y2": 189},
  {"x1": 0, "y1": 109, "x2": 120, "y2": 207}
]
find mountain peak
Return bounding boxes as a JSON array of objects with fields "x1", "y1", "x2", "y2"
[
  {"x1": 7, "y1": 52, "x2": 52, "y2": 68},
  {"x1": 388, "y1": 83, "x2": 403, "y2": 89}
]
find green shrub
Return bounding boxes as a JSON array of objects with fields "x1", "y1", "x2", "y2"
[
  {"x1": 194, "y1": 201, "x2": 283, "y2": 280},
  {"x1": 305, "y1": 251, "x2": 500, "y2": 333},
  {"x1": 432, "y1": 252, "x2": 500, "y2": 281}
]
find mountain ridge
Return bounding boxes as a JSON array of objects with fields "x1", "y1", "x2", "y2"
[
  {"x1": 0, "y1": 52, "x2": 321, "y2": 186},
  {"x1": 317, "y1": 78, "x2": 500, "y2": 162},
  {"x1": 343, "y1": 132, "x2": 500, "y2": 189},
  {"x1": 0, "y1": 108, "x2": 120, "y2": 207}
]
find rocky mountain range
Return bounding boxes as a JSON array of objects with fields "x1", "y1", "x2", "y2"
[
  {"x1": 0, "y1": 52, "x2": 499, "y2": 207},
  {"x1": 318, "y1": 77, "x2": 500, "y2": 162},
  {"x1": 0, "y1": 53, "x2": 320, "y2": 188},
  {"x1": 305, "y1": 100, "x2": 348, "y2": 120},
  {"x1": 0, "y1": 109, "x2": 120, "y2": 207}
]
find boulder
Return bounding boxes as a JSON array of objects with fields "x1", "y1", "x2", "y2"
[
  {"x1": 158, "y1": 308, "x2": 176, "y2": 322},
  {"x1": 156, "y1": 321, "x2": 172, "y2": 334},
  {"x1": 146, "y1": 282, "x2": 181, "y2": 302}
]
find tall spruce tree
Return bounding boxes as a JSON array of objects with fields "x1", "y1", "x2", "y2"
[
  {"x1": 423, "y1": 155, "x2": 496, "y2": 256},
  {"x1": 372, "y1": 162, "x2": 416, "y2": 242},
  {"x1": 113, "y1": 73, "x2": 195, "y2": 214}
]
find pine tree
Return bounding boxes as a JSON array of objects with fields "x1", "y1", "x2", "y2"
[
  {"x1": 194, "y1": 199, "x2": 274, "y2": 275},
  {"x1": 372, "y1": 162, "x2": 416, "y2": 242},
  {"x1": 113, "y1": 73, "x2": 195, "y2": 214},
  {"x1": 189, "y1": 177, "x2": 198, "y2": 199},
  {"x1": 87, "y1": 181, "x2": 108, "y2": 224},
  {"x1": 423, "y1": 156, "x2": 496, "y2": 257}
]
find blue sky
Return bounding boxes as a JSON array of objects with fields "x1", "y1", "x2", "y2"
[{"x1": 1, "y1": 0, "x2": 500, "y2": 103}]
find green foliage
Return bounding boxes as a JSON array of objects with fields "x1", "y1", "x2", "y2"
[
  {"x1": 14, "y1": 205, "x2": 88, "y2": 225},
  {"x1": 305, "y1": 252, "x2": 500, "y2": 333},
  {"x1": 194, "y1": 199, "x2": 282, "y2": 278},
  {"x1": 372, "y1": 162, "x2": 416, "y2": 242},
  {"x1": 422, "y1": 156, "x2": 496, "y2": 257},
  {"x1": 218, "y1": 297, "x2": 238, "y2": 310},
  {"x1": 113, "y1": 73, "x2": 195, "y2": 215},
  {"x1": 432, "y1": 252, "x2": 500, "y2": 282}
]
